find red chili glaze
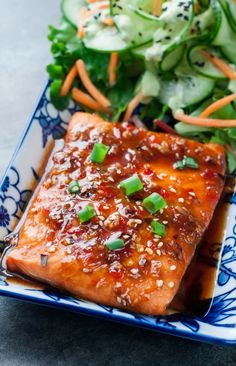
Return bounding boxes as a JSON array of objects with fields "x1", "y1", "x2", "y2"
[{"x1": 6, "y1": 112, "x2": 226, "y2": 315}]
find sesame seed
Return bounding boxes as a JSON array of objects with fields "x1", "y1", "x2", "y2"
[
  {"x1": 170, "y1": 187, "x2": 177, "y2": 193},
  {"x1": 189, "y1": 191, "x2": 196, "y2": 197},
  {"x1": 156, "y1": 280, "x2": 164, "y2": 288},
  {"x1": 162, "y1": 220, "x2": 168, "y2": 224},
  {"x1": 147, "y1": 240, "x2": 152, "y2": 247},
  {"x1": 48, "y1": 246, "x2": 56, "y2": 253},
  {"x1": 83, "y1": 268, "x2": 90, "y2": 273},
  {"x1": 130, "y1": 268, "x2": 139, "y2": 274},
  {"x1": 98, "y1": 215, "x2": 105, "y2": 220},
  {"x1": 136, "y1": 244, "x2": 144, "y2": 253},
  {"x1": 108, "y1": 177, "x2": 114, "y2": 182},
  {"x1": 92, "y1": 225, "x2": 99, "y2": 229},
  {"x1": 170, "y1": 176, "x2": 177, "y2": 181},
  {"x1": 170, "y1": 265, "x2": 176, "y2": 271},
  {"x1": 156, "y1": 249, "x2": 161, "y2": 256},
  {"x1": 168, "y1": 281, "x2": 175, "y2": 288},
  {"x1": 103, "y1": 206, "x2": 109, "y2": 210},
  {"x1": 127, "y1": 259, "x2": 134, "y2": 266},
  {"x1": 145, "y1": 248, "x2": 153, "y2": 255},
  {"x1": 123, "y1": 235, "x2": 130, "y2": 239},
  {"x1": 158, "y1": 242, "x2": 163, "y2": 248},
  {"x1": 178, "y1": 198, "x2": 184, "y2": 203}
]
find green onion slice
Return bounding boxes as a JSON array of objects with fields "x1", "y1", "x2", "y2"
[
  {"x1": 78, "y1": 205, "x2": 96, "y2": 223},
  {"x1": 90, "y1": 143, "x2": 109, "y2": 164},
  {"x1": 68, "y1": 180, "x2": 80, "y2": 194},
  {"x1": 105, "y1": 239, "x2": 125, "y2": 250},
  {"x1": 151, "y1": 220, "x2": 166, "y2": 237},
  {"x1": 120, "y1": 174, "x2": 143, "y2": 196},
  {"x1": 174, "y1": 156, "x2": 199, "y2": 170},
  {"x1": 143, "y1": 192, "x2": 167, "y2": 214}
]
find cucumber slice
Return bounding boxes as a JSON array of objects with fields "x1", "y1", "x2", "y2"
[
  {"x1": 132, "y1": 43, "x2": 151, "y2": 58},
  {"x1": 110, "y1": 0, "x2": 159, "y2": 47},
  {"x1": 161, "y1": 45, "x2": 184, "y2": 72},
  {"x1": 212, "y1": 0, "x2": 235, "y2": 46},
  {"x1": 134, "y1": 0, "x2": 161, "y2": 21},
  {"x1": 221, "y1": 43, "x2": 236, "y2": 63},
  {"x1": 61, "y1": 0, "x2": 87, "y2": 27},
  {"x1": 219, "y1": 0, "x2": 236, "y2": 32},
  {"x1": 187, "y1": 46, "x2": 226, "y2": 79},
  {"x1": 160, "y1": 58, "x2": 215, "y2": 110},
  {"x1": 160, "y1": 74, "x2": 215, "y2": 110},
  {"x1": 83, "y1": 26, "x2": 129, "y2": 52}
]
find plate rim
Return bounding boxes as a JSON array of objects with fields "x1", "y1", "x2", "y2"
[{"x1": 0, "y1": 82, "x2": 236, "y2": 346}]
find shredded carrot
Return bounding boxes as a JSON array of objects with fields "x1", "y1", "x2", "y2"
[
  {"x1": 76, "y1": 59, "x2": 111, "y2": 108},
  {"x1": 123, "y1": 93, "x2": 143, "y2": 122},
  {"x1": 174, "y1": 111, "x2": 236, "y2": 127},
  {"x1": 153, "y1": 0, "x2": 163, "y2": 17},
  {"x1": 194, "y1": 2, "x2": 200, "y2": 14},
  {"x1": 108, "y1": 53, "x2": 118, "y2": 86},
  {"x1": 103, "y1": 18, "x2": 113, "y2": 26},
  {"x1": 72, "y1": 87, "x2": 108, "y2": 113},
  {"x1": 78, "y1": 7, "x2": 89, "y2": 38},
  {"x1": 201, "y1": 50, "x2": 236, "y2": 80},
  {"x1": 60, "y1": 64, "x2": 77, "y2": 97},
  {"x1": 200, "y1": 94, "x2": 236, "y2": 118}
]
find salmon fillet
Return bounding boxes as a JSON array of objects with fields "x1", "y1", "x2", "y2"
[{"x1": 6, "y1": 112, "x2": 226, "y2": 315}]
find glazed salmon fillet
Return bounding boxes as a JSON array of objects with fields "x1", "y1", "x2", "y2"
[{"x1": 6, "y1": 112, "x2": 226, "y2": 315}]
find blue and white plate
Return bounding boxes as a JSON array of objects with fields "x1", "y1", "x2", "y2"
[{"x1": 0, "y1": 83, "x2": 236, "y2": 345}]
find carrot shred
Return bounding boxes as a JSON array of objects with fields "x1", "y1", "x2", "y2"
[
  {"x1": 174, "y1": 111, "x2": 236, "y2": 127},
  {"x1": 194, "y1": 2, "x2": 200, "y2": 14},
  {"x1": 76, "y1": 59, "x2": 111, "y2": 108},
  {"x1": 200, "y1": 94, "x2": 236, "y2": 118},
  {"x1": 72, "y1": 87, "x2": 108, "y2": 113},
  {"x1": 103, "y1": 18, "x2": 113, "y2": 26},
  {"x1": 108, "y1": 52, "x2": 118, "y2": 86},
  {"x1": 153, "y1": 0, "x2": 163, "y2": 16},
  {"x1": 60, "y1": 64, "x2": 77, "y2": 97},
  {"x1": 201, "y1": 50, "x2": 236, "y2": 80},
  {"x1": 78, "y1": 7, "x2": 89, "y2": 38},
  {"x1": 123, "y1": 93, "x2": 143, "y2": 122}
]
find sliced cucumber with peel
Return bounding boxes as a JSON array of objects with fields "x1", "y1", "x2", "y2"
[
  {"x1": 160, "y1": 57, "x2": 215, "y2": 110},
  {"x1": 187, "y1": 46, "x2": 227, "y2": 79},
  {"x1": 160, "y1": 74, "x2": 215, "y2": 110},
  {"x1": 61, "y1": 0, "x2": 87, "y2": 27},
  {"x1": 110, "y1": 0, "x2": 160, "y2": 48}
]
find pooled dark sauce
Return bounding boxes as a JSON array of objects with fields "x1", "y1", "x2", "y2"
[
  {"x1": 5, "y1": 177, "x2": 234, "y2": 317},
  {"x1": 171, "y1": 176, "x2": 235, "y2": 316}
]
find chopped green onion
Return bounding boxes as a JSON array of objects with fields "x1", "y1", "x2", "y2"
[
  {"x1": 143, "y1": 192, "x2": 167, "y2": 214},
  {"x1": 151, "y1": 220, "x2": 166, "y2": 237},
  {"x1": 173, "y1": 161, "x2": 185, "y2": 170},
  {"x1": 183, "y1": 156, "x2": 199, "y2": 169},
  {"x1": 174, "y1": 156, "x2": 199, "y2": 170},
  {"x1": 90, "y1": 143, "x2": 109, "y2": 164},
  {"x1": 68, "y1": 180, "x2": 80, "y2": 194},
  {"x1": 120, "y1": 174, "x2": 143, "y2": 196},
  {"x1": 105, "y1": 238, "x2": 125, "y2": 250},
  {"x1": 78, "y1": 205, "x2": 96, "y2": 223}
]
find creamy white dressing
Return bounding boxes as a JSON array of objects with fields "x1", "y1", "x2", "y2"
[
  {"x1": 114, "y1": 15, "x2": 135, "y2": 43},
  {"x1": 140, "y1": 70, "x2": 160, "y2": 98}
]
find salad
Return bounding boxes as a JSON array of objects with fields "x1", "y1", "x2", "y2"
[{"x1": 47, "y1": 0, "x2": 236, "y2": 172}]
